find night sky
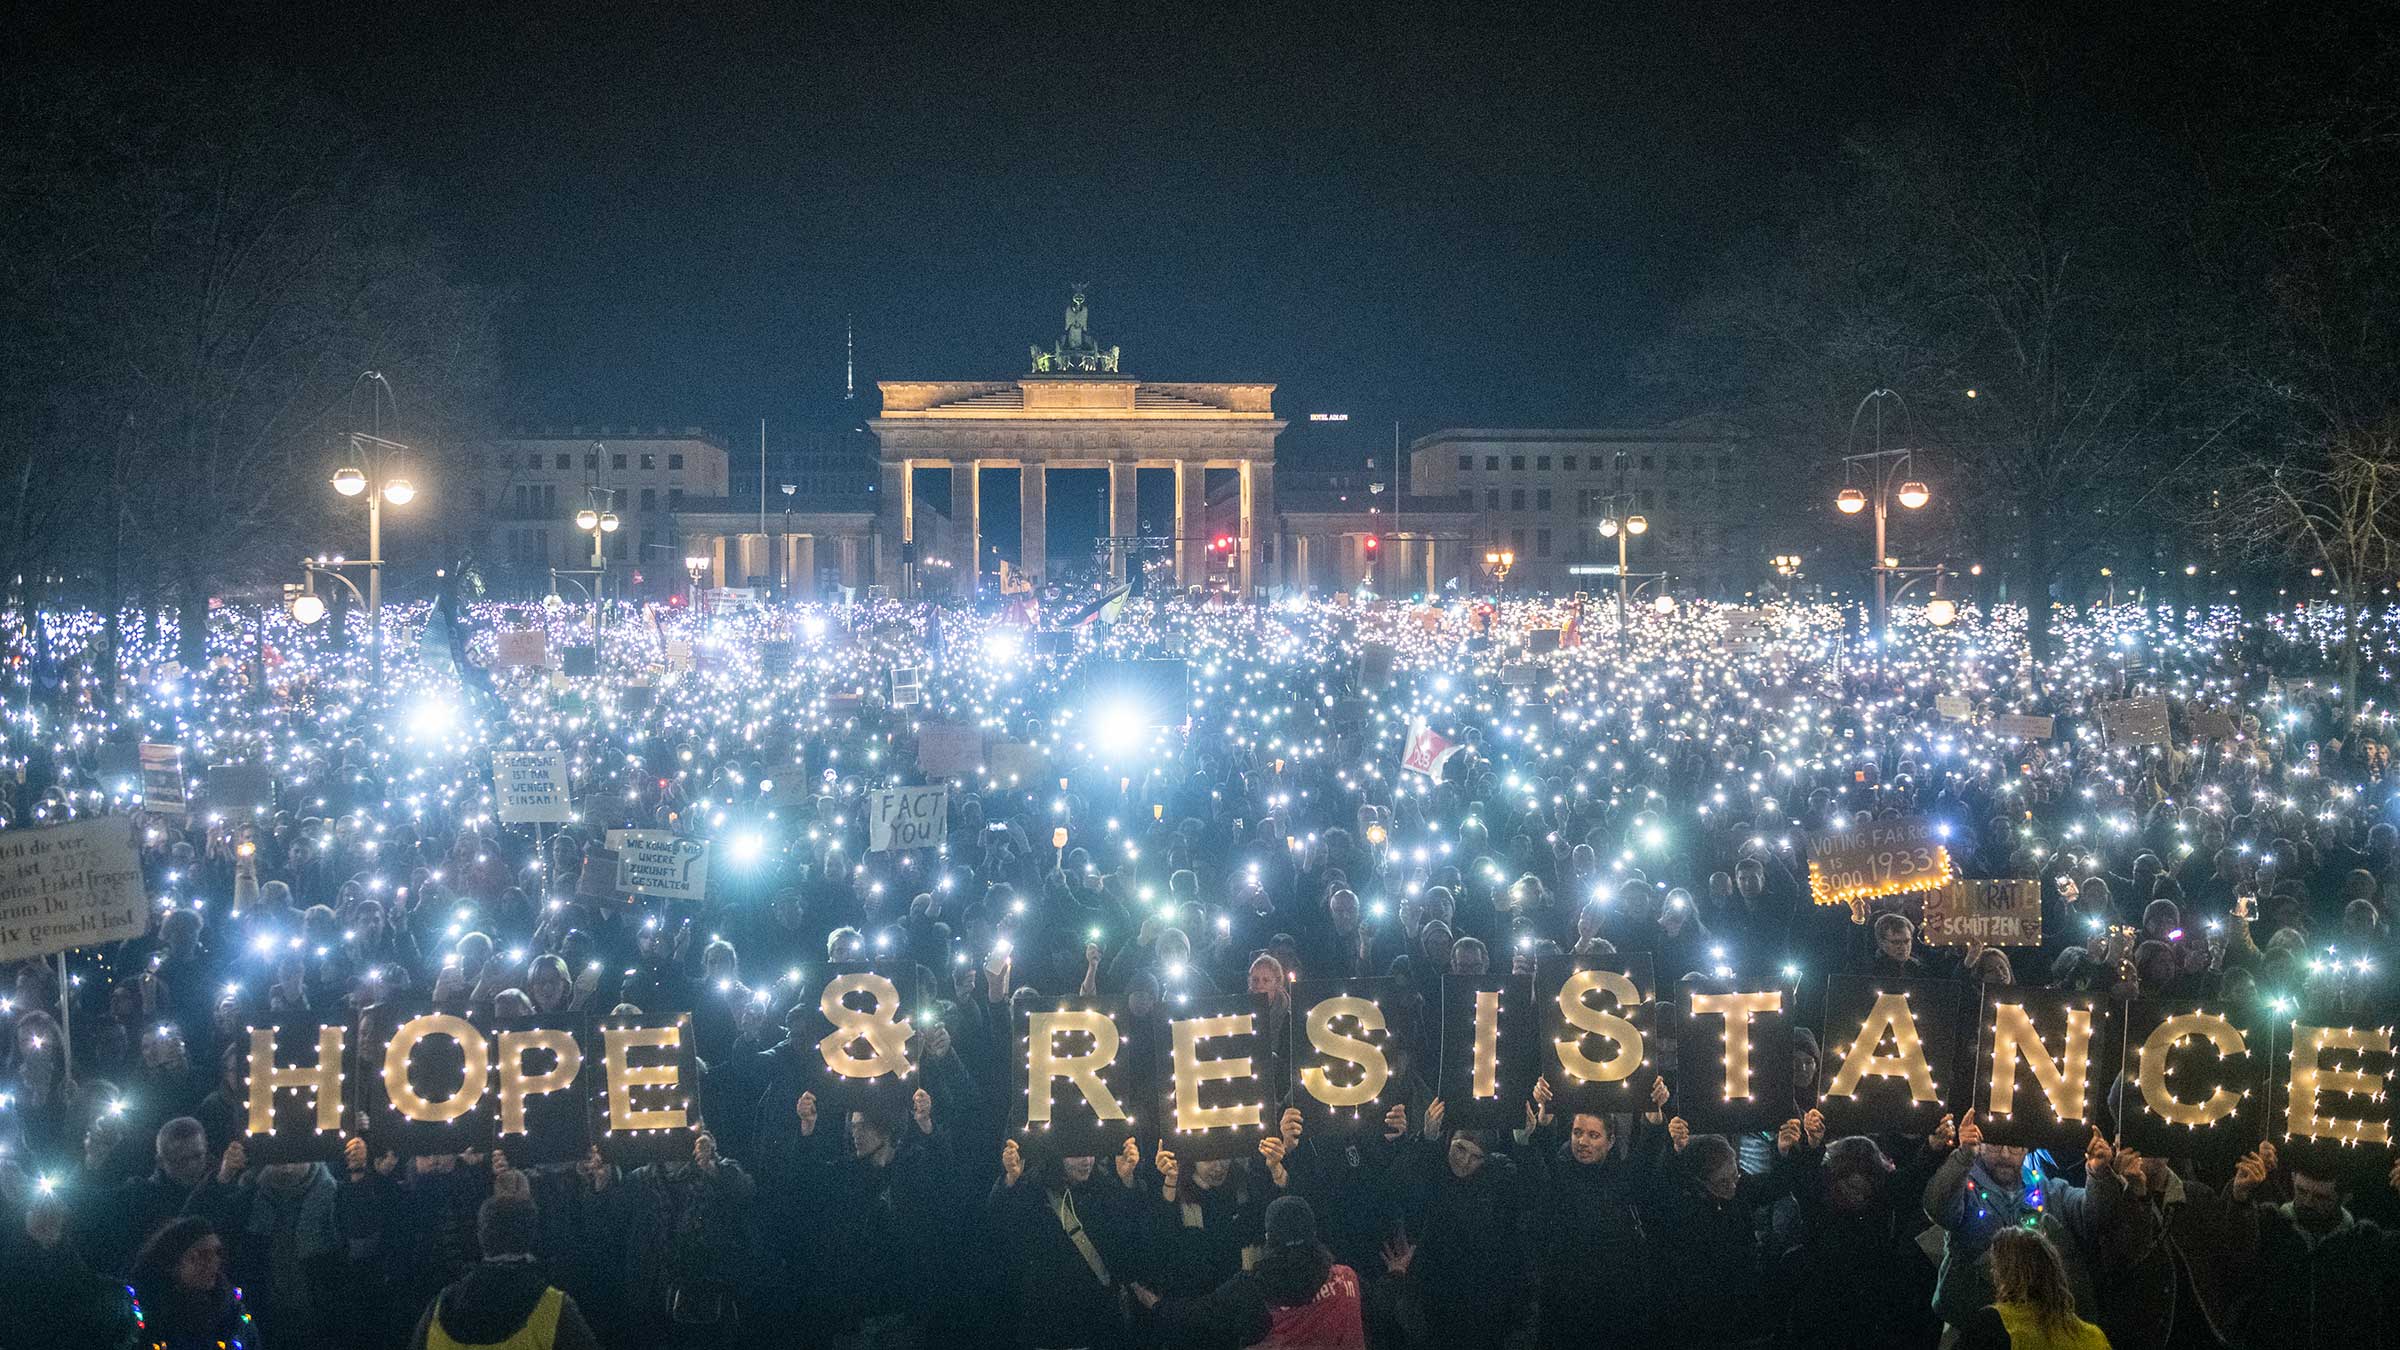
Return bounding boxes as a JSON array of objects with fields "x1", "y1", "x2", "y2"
[{"x1": 23, "y1": 2, "x2": 1982, "y2": 454}]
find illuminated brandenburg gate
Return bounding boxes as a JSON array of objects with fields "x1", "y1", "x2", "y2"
[
  {"x1": 870, "y1": 380, "x2": 1282, "y2": 592},
  {"x1": 868, "y1": 293, "x2": 1282, "y2": 595}
]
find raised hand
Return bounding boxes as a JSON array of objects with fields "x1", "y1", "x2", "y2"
[
  {"x1": 1957, "y1": 1111, "x2": 1983, "y2": 1152},
  {"x1": 913, "y1": 1087, "x2": 934, "y2": 1134},
  {"x1": 2229, "y1": 1147, "x2": 2268, "y2": 1201},
  {"x1": 2085, "y1": 1130, "x2": 2113, "y2": 1177},
  {"x1": 1530, "y1": 1076, "x2": 1556, "y2": 1128},
  {"x1": 1155, "y1": 1146, "x2": 1180, "y2": 1197},
  {"x1": 1280, "y1": 1106, "x2": 1304, "y2": 1149},
  {"x1": 1000, "y1": 1138, "x2": 1024, "y2": 1187},
  {"x1": 1423, "y1": 1098, "x2": 1446, "y2": 1139},
  {"x1": 1928, "y1": 1112, "x2": 1957, "y2": 1151},
  {"x1": 218, "y1": 1139, "x2": 247, "y2": 1184},
  {"x1": 1383, "y1": 1102, "x2": 1409, "y2": 1141},
  {"x1": 693, "y1": 1131, "x2": 719, "y2": 1173},
  {"x1": 1115, "y1": 1136, "x2": 1140, "y2": 1186},
  {"x1": 1776, "y1": 1117, "x2": 1803, "y2": 1156},
  {"x1": 1259, "y1": 1135, "x2": 1290, "y2": 1187},
  {"x1": 797, "y1": 1090, "x2": 818, "y2": 1136},
  {"x1": 1668, "y1": 1117, "x2": 1690, "y2": 1153},
  {"x1": 1381, "y1": 1232, "x2": 1416, "y2": 1276},
  {"x1": 1803, "y1": 1107, "x2": 1826, "y2": 1148},
  {"x1": 1646, "y1": 1075, "x2": 1671, "y2": 1121}
]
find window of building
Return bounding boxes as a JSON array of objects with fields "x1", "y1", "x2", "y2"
[
  {"x1": 1510, "y1": 455, "x2": 1526, "y2": 471},
  {"x1": 527, "y1": 453, "x2": 542, "y2": 470},
  {"x1": 513, "y1": 485, "x2": 529, "y2": 514},
  {"x1": 1537, "y1": 528, "x2": 1553, "y2": 557},
  {"x1": 1458, "y1": 454, "x2": 1472, "y2": 471},
  {"x1": 1510, "y1": 527, "x2": 1526, "y2": 553},
  {"x1": 1511, "y1": 488, "x2": 1526, "y2": 510},
  {"x1": 1563, "y1": 456, "x2": 1577, "y2": 471},
  {"x1": 669, "y1": 453, "x2": 685, "y2": 471},
  {"x1": 554, "y1": 453, "x2": 570, "y2": 470},
  {"x1": 1536, "y1": 455, "x2": 1551, "y2": 471},
  {"x1": 641, "y1": 453, "x2": 656, "y2": 470},
  {"x1": 1485, "y1": 489, "x2": 1500, "y2": 510},
  {"x1": 669, "y1": 488, "x2": 685, "y2": 509},
  {"x1": 1536, "y1": 488, "x2": 1552, "y2": 511},
  {"x1": 611, "y1": 453, "x2": 627, "y2": 471},
  {"x1": 640, "y1": 488, "x2": 657, "y2": 510}
]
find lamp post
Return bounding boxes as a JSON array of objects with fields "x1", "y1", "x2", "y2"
[
  {"x1": 1835, "y1": 388, "x2": 1929, "y2": 641},
  {"x1": 1482, "y1": 548, "x2": 1515, "y2": 597},
  {"x1": 329, "y1": 431, "x2": 417, "y2": 689},
  {"x1": 1597, "y1": 502, "x2": 1649, "y2": 650},
  {"x1": 575, "y1": 489, "x2": 619, "y2": 653}
]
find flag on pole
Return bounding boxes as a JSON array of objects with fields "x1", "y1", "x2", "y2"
[
  {"x1": 1065, "y1": 583, "x2": 1133, "y2": 629},
  {"x1": 1401, "y1": 718, "x2": 1461, "y2": 779}
]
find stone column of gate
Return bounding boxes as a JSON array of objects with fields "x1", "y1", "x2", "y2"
[
  {"x1": 950, "y1": 460, "x2": 980, "y2": 592},
  {"x1": 1176, "y1": 460, "x2": 1207, "y2": 588},
  {"x1": 875, "y1": 458, "x2": 908, "y2": 596},
  {"x1": 1020, "y1": 462, "x2": 1047, "y2": 583},
  {"x1": 1108, "y1": 460, "x2": 1139, "y2": 581},
  {"x1": 1239, "y1": 459, "x2": 1275, "y2": 596},
  {"x1": 793, "y1": 535, "x2": 817, "y2": 600}
]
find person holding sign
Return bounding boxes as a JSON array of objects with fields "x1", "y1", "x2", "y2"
[
  {"x1": 985, "y1": 1138, "x2": 1145, "y2": 1350},
  {"x1": 1923, "y1": 1111, "x2": 2103, "y2": 1341},
  {"x1": 778, "y1": 1086, "x2": 958, "y2": 1347},
  {"x1": 1519, "y1": 1074, "x2": 1672, "y2": 1350},
  {"x1": 1391, "y1": 1097, "x2": 1535, "y2": 1350}
]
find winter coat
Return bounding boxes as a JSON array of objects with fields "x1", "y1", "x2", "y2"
[
  {"x1": 2226, "y1": 1204, "x2": 2400, "y2": 1350},
  {"x1": 1923, "y1": 1146, "x2": 2098, "y2": 1328},
  {"x1": 408, "y1": 1260, "x2": 601, "y2": 1350}
]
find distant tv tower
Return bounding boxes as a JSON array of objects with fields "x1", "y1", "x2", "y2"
[{"x1": 844, "y1": 316, "x2": 855, "y2": 401}]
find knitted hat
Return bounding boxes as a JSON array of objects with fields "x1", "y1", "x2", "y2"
[{"x1": 1264, "y1": 1193, "x2": 1317, "y2": 1248}]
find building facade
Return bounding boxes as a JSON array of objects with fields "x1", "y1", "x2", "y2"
[
  {"x1": 1405, "y1": 425, "x2": 1757, "y2": 596},
  {"x1": 1274, "y1": 470, "x2": 1478, "y2": 597},
  {"x1": 482, "y1": 429, "x2": 730, "y2": 596}
]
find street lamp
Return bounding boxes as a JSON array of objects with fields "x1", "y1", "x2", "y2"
[
  {"x1": 1597, "y1": 499, "x2": 1650, "y2": 650},
  {"x1": 1834, "y1": 388, "x2": 1928, "y2": 640},
  {"x1": 1482, "y1": 549, "x2": 1515, "y2": 596},
  {"x1": 329, "y1": 428, "x2": 418, "y2": 690}
]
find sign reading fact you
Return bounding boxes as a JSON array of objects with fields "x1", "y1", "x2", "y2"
[
  {"x1": 1807, "y1": 815, "x2": 1953, "y2": 918},
  {"x1": 0, "y1": 818, "x2": 146, "y2": 961}
]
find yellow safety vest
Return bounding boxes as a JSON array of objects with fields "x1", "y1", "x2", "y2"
[
  {"x1": 425, "y1": 1286, "x2": 565, "y2": 1350},
  {"x1": 1994, "y1": 1302, "x2": 2111, "y2": 1350}
]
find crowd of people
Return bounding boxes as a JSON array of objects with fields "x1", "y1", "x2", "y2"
[{"x1": 0, "y1": 590, "x2": 2393, "y2": 1350}]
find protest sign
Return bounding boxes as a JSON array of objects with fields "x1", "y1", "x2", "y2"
[
  {"x1": 608, "y1": 830, "x2": 710, "y2": 901},
  {"x1": 867, "y1": 785, "x2": 948, "y2": 851},
  {"x1": 1934, "y1": 694, "x2": 1971, "y2": 721},
  {"x1": 1989, "y1": 713, "x2": 2056, "y2": 740},
  {"x1": 1437, "y1": 974, "x2": 1536, "y2": 1131},
  {"x1": 1806, "y1": 816, "x2": 1952, "y2": 915},
  {"x1": 795, "y1": 962, "x2": 922, "y2": 1115},
  {"x1": 1290, "y1": 979, "x2": 1402, "y2": 1132},
  {"x1": 1536, "y1": 956, "x2": 1656, "y2": 1116},
  {"x1": 495, "y1": 630, "x2": 549, "y2": 668},
  {"x1": 2186, "y1": 707, "x2": 2239, "y2": 742},
  {"x1": 577, "y1": 846, "x2": 621, "y2": 899},
  {"x1": 1920, "y1": 879, "x2": 2042, "y2": 947},
  {"x1": 664, "y1": 639, "x2": 695, "y2": 676},
  {"x1": 1674, "y1": 976, "x2": 1795, "y2": 1135},
  {"x1": 760, "y1": 639, "x2": 795, "y2": 675},
  {"x1": 916, "y1": 724, "x2": 982, "y2": 778},
  {"x1": 236, "y1": 1017, "x2": 353, "y2": 1164},
  {"x1": 1971, "y1": 987, "x2": 2113, "y2": 1152},
  {"x1": 493, "y1": 749, "x2": 573, "y2": 825},
  {"x1": 1012, "y1": 994, "x2": 1143, "y2": 1157},
  {"x1": 1357, "y1": 642, "x2": 1397, "y2": 689},
  {"x1": 140, "y1": 743, "x2": 187, "y2": 817},
  {"x1": 584, "y1": 1012, "x2": 700, "y2": 1165},
  {"x1": 988, "y1": 742, "x2": 1047, "y2": 784},
  {"x1": 0, "y1": 817, "x2": 146, "y2": 961},
  {"x1": 1162, "y1": 994, "x2": 1274, "y2": 1160},
  {"x1": 889, "y1": 666, "x2": 922, "y2": 707},
  {"x1": 1815, "y1": 977, "x2": 1958, "y2": 1138},
  {"x1": 2117, "y1": 1000, "x2": 2264, "y2": 1165},
  {"x1": 206, "y1": 762, "x2": 275, "y2": 816},
  {"x1": 2099, "y1": 697, "x2": 2171, "y2": 746},
  {"x1": 360, "y1": 1005, "x2": 500, "y2": 1157},
  {"x1": 2271, "y1": 1019, "x2": 2395, "y2": 1180}
]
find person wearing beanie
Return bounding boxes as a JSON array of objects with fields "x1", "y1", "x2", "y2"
[
  {"x1": 1130, "y1": 1194, "x2": 1365, "y2": 1350},
  {"x1": 410, "y1": 1195, "x2": 599, "y2": 1350}
]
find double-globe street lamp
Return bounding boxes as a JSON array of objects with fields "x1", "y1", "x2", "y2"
[
  {"x1": 1834, "y1": 387, "x2": 1930, "y2": 640},
  {"x1": 329, "y1": 433, "x2": 417, "y2": 687},
  {"x1": 1597, "y1": 501, "x2": 1649, "y2": 650}
]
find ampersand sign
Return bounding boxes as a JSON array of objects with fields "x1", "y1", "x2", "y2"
[{"x1": 819, "y1": 972, "x2": 916, "y2": 1080}]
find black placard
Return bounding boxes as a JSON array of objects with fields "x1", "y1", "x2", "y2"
[
  {"x1": 1970, "y1": 987, "x2": 2114, "y2": 1153},
  {"x1": 795, "y1": 962, "x2": 924, "y2": 1116},
  {"x1": 492, "y1": 1016, "x2": 593, "y2": 1166},
  {"x1": 2268, "y1": 1017, "x2": 2397, "y2": 1182},
  {"x1": 1437, "y1": 974, "x2": 1536, "y2": 1132},
  {"x1": 1815, "y1": 976, "x2": 1960, "y2": 1138},
  {"x1": 1160, "y1": 994, "x2": 1273, "y2": 1160},
  {"x1": 2115, "y1": 1000, "x2": 2265, "y2": 1165},
  {"x1": 235, "y1": 1017, "x2": 353, "y2": 1164},
  {"x1": 1536, "y1": 956, "x2": 1657, "y2": 1116},
  {"x1": 360, "y1": 1004, "x2": 497, "y2": 1157},
  {"x1": 1673, "y1": 976, "x2": 1796, "y2": 1135},
  {"x1": 1290, "y1": 979, "x2": 1402, "y2": 1134},
  {"x1": 1011, "y1": 995, "x2": 1145, "y2": 1160},
  {"x1": 585, "y1": 1012, "x2": 700, "y2": 1165}
]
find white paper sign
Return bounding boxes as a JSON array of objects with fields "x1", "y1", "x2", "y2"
[
  {"x1": 494, "y1": 750, "x2": 573, "y2": 824},
  {"x1": 0, "y1": 818, "x2": 147, "y2": 961},
  {"x1": 608, "y1": 830, "x2": 711, "y2": 901},
  {"x1": 868, "y1": 786, "x2": 948, "y2": 852}
]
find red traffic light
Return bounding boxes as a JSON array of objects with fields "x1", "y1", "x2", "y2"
[{"x1": 1364, "y1": 535, "x2": 1380, "y2": 554}]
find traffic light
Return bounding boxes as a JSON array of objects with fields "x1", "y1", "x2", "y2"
[{"x1": 1364, "y1": 534, "x2": 1380, "y2": 556}]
